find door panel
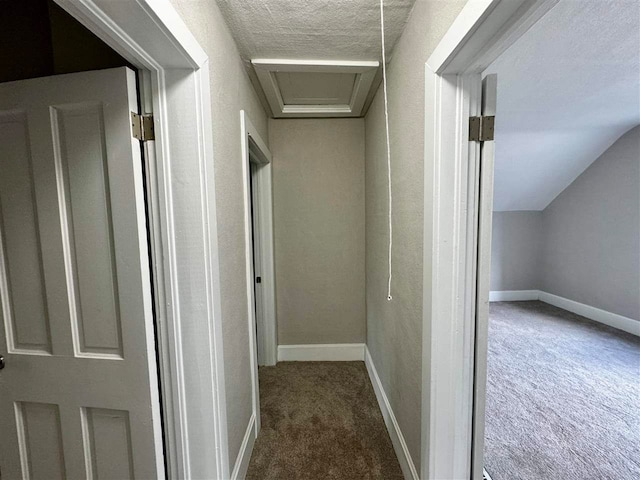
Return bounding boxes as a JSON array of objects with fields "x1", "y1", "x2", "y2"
[
  {"x1": 472, "y1": 73, "x2": 497, "y2": 480},
  {"x1": 53, "y1": 103, "x2": 123, "y2": 358},
  {"x1": 0, "y1": 112, "x2": 52, "y2": 354},
  {"x1": 0, "y1": 67, "x2": 163, "y2": 479},
  {"x1": 15, "y1": 402, "x2": 66, "y2": 480},
  {"x1": 83, "y1": 407, "x2": 135, "y2": 479}
]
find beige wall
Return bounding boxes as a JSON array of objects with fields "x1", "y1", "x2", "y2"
[
  {"x1": 270, "y1": 119, "x2": 366, "y2": 345},
  {"x1": 364, "y1": 0, "x2": 467, "y2": 469},
  {"x1": 169, "y1": 0, "x2": 269, "y2": 470}
]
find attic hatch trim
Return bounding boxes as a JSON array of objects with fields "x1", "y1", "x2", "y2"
[{"x1": 252, "y1": 59, "x2": 379, "y2": 118}]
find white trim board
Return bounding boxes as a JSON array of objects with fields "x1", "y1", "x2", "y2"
[
  {"x1": 538, "y1": 291, "x2": 640, "y2": 337},
  {"x1": 277, "y1": 344, "x2": 365, "y2": 362},
  {"x1": 252, "y1": 59, "x2": 379, "y2": 118},
  {"x1": 489, "y1": 290, "x2": 640, "y2": 336},
  {"x1": 364, "y1": 348, "x2": 419, "y2": 480},
  {"x1": 241, "y1": 111, "x2": 277, "y2": 368},
  {"x1": 489, "y1": 290, "x2": 539, "y2": 302},
  {"x1": 230, "y1": 414, "x2": 256, "y2": 480}
]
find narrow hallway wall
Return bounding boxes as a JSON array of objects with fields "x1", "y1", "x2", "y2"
[
  {"x1": 364, "y1": 0, "x2": 468, "y2": 470},
  {"x1": 270, "y1": 119, "x2": 366, "y2": 345},
  {"x1": 169, "y1": 0, "x2": 270, "y2": 470}
]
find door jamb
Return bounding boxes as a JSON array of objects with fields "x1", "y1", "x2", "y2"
[
  {"x1": 240, "y1": 110, "x2": 277, "y2": 442},
  {"x1": 421, "y1": 1, "x2": 558, "y2": 479},
  {"x1": 55, "y1": 1, "x2": 229, "y2": 478},
  {"x1": 241, "y1": 110, "x2": 278, "y2": 372}
]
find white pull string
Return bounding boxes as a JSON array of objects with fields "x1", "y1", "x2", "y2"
[{"x1": 380, "y1": 0, "x2": 393, "y2": 301}]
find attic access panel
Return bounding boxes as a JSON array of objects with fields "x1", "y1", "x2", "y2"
[{"x1": 252, "y1": 59, "x2": 379, "y2": 118}]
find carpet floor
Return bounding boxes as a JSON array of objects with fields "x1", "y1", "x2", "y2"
[
  {"x1": 246, "y1": 361, "x2": 403, "y2": 480},
  {"x1": 484, "y1": 301, "x2": 640, "y2": 480}
]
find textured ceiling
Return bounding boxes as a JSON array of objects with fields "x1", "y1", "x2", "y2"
[
  {"x1": 487, "y1": 0, "x2": 640, "y2": 211},
  {"x1": 217, "y1": 0, "x2": 416, "y2": 61},
  {"x1": 216, "y1": 0, "x2": 417, "y2": 115}
]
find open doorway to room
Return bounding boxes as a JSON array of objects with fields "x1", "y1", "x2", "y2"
[
  {"x1": 479, "y1": 1, "x2": 640, "y2": 479},
  {"x1": 422, "y1": 1, "x2": 639, "y2": 479},
  {"x1": 0, "y1": 1, "x2": 167, "y2": 478}
]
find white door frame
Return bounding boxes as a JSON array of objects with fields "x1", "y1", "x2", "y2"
[
  {"x1": 421, "y1": 1, "x2": 559, "y2": 479},
  {"x1": 241, "y1": 111, "x2": 278, "y2": 373},
  {"x1": 55, "y1": 1, "x2": 229, "y2": 478},
  {"x1": 240, "y1": 110, "x2": 277, "y2": 450}
]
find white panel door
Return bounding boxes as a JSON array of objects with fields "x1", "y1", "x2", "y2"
[
  {"x1": 0, "y1": 67, "x2": 163, "y2": 479},
  {"x1": 472, "y1": 73, "x2": 497, "y2": 480}
]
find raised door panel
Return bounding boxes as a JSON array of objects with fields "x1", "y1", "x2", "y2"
[
  {"x1": 52, "y1": 104, "x2": 123, "y2": 358},
  {"x1": 15, "y1": 402, "x2": 66, "y2": 480},
  {"x1": 0, "y1": 111, "x2": 52, "y2": 354},
  {"x1": 82, "y1": 408, "x2": 134, "y2": 479}
]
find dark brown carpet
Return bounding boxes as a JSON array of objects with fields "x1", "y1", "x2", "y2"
[{"x1": 246, "y1": 361, "x2": 404, "y2": 480}]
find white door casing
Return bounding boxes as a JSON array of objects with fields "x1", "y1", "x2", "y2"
[
  {"x1": 423, "y1": 1, "x2": 558, "y2": 479},
  {"x1": 250, "y1": 162, "x2": 265, "y2": 364},
  {"x1": 0, "y1": 67, "x2": 163, "y2": 479},
  {"x1": 241, "y1": 110, "x2": 277, "y2": 372},
  {"x1": 249, "y1": 153, "x2": 277, "y2": 369}
]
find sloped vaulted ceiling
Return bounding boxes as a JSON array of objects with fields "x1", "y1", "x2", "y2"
[
  {"x1": 487, "y1": 0, "x2": 640, "y2": 211},
  {"x1": 216, "y1": 0, "x2": 417, "y2": 116}
]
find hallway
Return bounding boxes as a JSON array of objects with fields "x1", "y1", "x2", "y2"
[
  {"x1": 247, "y1": 362, "x2": 403, "y2": 479},
  {"x1": 2, "y1": 0, "x2": 637, "y2": 478}
]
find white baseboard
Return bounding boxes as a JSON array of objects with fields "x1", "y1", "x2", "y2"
[
  {"x1": 489, "y1": 290, "x2": 539, "y2": 302},
  {"x1": 230, "y1": 413, "x2": 256, "y2": 480},
  {"x1": 538, "y1": 291, "x2": 640, "y2": 337},
  {"x1": 364, "y1": 347, "x2": 418, "y2": 480},
  {"x1": 490, "y1": 290, "x2": 639, "y2": 336},
  {"x1": 277, "y1": 343, "x2": 365, "y2": 362}
]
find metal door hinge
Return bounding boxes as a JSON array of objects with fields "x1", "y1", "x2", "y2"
[
  {"x1": 469, "y1": 115, "x2": 495, "y2": 142},
  {"x1": 131, "y1": 112, "x2": 155, "y2": 141}
]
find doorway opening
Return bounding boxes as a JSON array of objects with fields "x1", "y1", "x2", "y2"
[
  {"x1": 479, "y1": 2, "x2": 640, "y2": 479},
  {"x1": 0, "y1": 0, "x2": 235, "y2": 478},
  {"x1": 423, "y1": 1, "x2": 639, "y2": 479},
  {"x1": 241, "y1": 110, "x2": 277, "y2": 370},
  {"x1": 3, "y1": 1, "x2": 231, "y2": 478},
  {"x1": 0, "y1": 2, "x2": 168, "y2": 478},
  {"x1": 239, "y1": 110, "x2": 277, "y2": 473},
  {"x1": 0, "y1": 67, "x2": 165, "y2": 479}
]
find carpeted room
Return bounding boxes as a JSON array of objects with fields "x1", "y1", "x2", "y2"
[{"x1": 483, "y1": 2, "x2": 640, "y2": 479}]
